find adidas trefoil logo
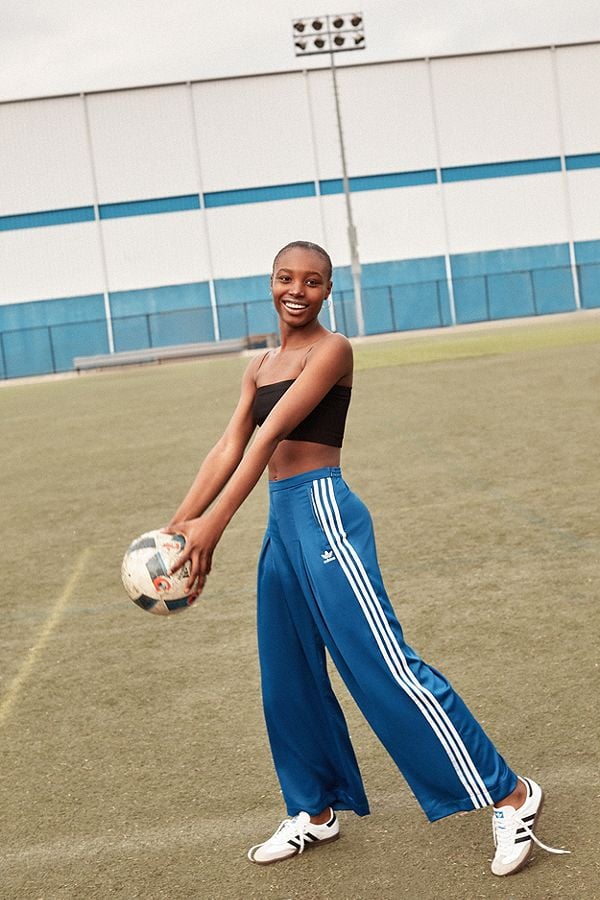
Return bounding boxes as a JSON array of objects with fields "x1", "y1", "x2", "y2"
[{"x1": 321, "y1": 549, "x2": 335, "y2": 564}]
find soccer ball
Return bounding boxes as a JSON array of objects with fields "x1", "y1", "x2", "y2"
[{"x1": 121, "y1": 530, "x2": 199, "y2": 616}]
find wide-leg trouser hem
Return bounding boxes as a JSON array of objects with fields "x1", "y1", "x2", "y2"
[
  {"x1": 286, "y1": 792, "x2": 371, "y2": 819},
  {"x1": 425, "y1": 771, "x2": 518, "y2": 822}
]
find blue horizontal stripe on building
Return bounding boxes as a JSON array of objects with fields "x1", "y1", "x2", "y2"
[
  {"x1": 0, "y1": 206, "x2": 95, "y2": 231},
  {"x1": 1, "y1": 151, "x2": 599, "y2": 232},
  {"x1": 441, "y1": 157, "x2": 561, "y2": 183},
  {"x1": 203, "y1": 182, "x2": 316, "y2": 207},
  {"x1": 319, "y1": 170, "x2": 437, "y2": 194},
  {"x1": 99, "y1": 194, "x2": 201, "y2": 219},
  {"x1": 565, "y1": 152, "x2": 600, "y2": 171}
]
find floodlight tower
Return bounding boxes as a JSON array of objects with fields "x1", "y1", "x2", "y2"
[{"x1": 292, "y1": 13, "x2": 366, "y2": 337}]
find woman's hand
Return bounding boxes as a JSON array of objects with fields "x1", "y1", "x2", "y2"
[{"x1": 163, "y1": 511, "x2": 226, "y2": 593}]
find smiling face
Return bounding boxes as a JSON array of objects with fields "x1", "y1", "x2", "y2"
[{"x1": 271, "y1": 246, "x2": 332, "y2": 330}]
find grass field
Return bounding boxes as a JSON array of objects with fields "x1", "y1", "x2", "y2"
[{"x1": 1, "y1": 314, "x2": 599, "y2": 899}]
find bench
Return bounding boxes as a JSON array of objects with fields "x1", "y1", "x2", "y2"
[{"x1": 73, "y1": 333, "x2": 278, "y2": 373}]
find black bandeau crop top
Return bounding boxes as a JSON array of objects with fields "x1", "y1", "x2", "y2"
[{"x1": 253, "y1": 379, "x2": 351, "y2": 448}]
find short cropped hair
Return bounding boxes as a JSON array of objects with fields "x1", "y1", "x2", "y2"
[{"x1": 272, "y1": 241, "x2": 333, "y2": 281}]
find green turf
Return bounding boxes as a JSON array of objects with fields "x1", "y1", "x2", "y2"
[
  {"x1": 353, "y1": 312, "x2": 600, "y2": 370},
  {"x1": 1, "y1": 316, "x2": 598, "y2": 898}
]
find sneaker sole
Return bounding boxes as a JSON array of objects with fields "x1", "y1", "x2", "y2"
[
  {"x1": 494, "y1": 788, "x2": 545, "y2": 877},
  {"x1": 248, "y1": 832, "x2": 340, "y2": 866}
]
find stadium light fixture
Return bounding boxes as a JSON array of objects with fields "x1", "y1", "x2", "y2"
[
  {"x1": 291, "y1": 13, "x2": 366, "y2": 337},
  {"x1": 291, "y1": 12, "x2": 366, "y2": 57}
]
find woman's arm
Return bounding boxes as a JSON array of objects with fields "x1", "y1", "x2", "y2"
[
  {"x1": 168, "y1": 334, "x2": 352, "y2": 590},
  {"x1": 167, "y1": 359, "x2": 259, "y2": 525}
]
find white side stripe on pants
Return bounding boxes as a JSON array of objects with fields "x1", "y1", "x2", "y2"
[{"x1": 311, "y1": 477, "x2": 493, "y2": 811}]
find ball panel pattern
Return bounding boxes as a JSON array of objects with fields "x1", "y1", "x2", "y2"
[{"x1": 121, "y1": 530, "x2": 199, "y2": 616}]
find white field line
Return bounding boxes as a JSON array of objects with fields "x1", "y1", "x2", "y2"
[
  {"x1": 1, "y1": 762, "x2": 584, "y2": 868},
  {"x1": 0, "y1": 815, "x2": 257, "y2": 866},
  {"x1": 0, "y1": 547, "x2": 91, "y2": 728}
]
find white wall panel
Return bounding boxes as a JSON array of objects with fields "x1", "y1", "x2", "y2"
[
  {"x1": 556, "y1": 45, "x2": 600, "y2": 155},
  {"x1": 443, "y1": 173, "x2": 569, "y2": 254},
  {"x1": 193, "y1": 74, "x2": 315, "y2": 192},
  {"x1": 87, "y1": 85, "x2": 198, "y2": 203},
  {"x1": 206, "y1": 198, "x2": 324, "y2": 278},
  {"x1": 2, "y1": 43, "x2": 600, "y2": 317},
  {"x1": 431, "y1": 50, "x2": 560, "y2": 166},
  {"x1": 0, "y1": 224, "x2": 104, "y2": 303},
  {"x1": 309, "y1": 61, "x2": 438, "y2": 179},
  {"x1": 101, "y1": 211, "x2": 211, "y2": 291},
  {"x1": 567, "y1": 170, "x2": 600, "y2": 241},
  {"x1": 319, "y1": 187, "x2": 447, "y2": 265},
  {"x1": 309, "y1": 195, "x2": 350, "y2": 268},
  {"x1": 0, "y1": 97, "x2": 94, "y2": 215}
]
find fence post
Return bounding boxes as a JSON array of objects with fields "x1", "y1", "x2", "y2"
[
  {"x1": 530, "y1": 269, "x2": 538, "y2": 315},
  {"x1": 575, "y1": 263, "x2": 584, "y2": 308},
  {"x1": 48, "y1": 326, "x2": 57, "y2": 373},
  {"x1": 484, "y1": 275, "x2": 491, "y2": 321},
  {"x1": 435, "y1": 279, "x2": 443, "y2": 326},
  {"x1": 389, "y1": 285, "x2": 397, "y2": 332}
]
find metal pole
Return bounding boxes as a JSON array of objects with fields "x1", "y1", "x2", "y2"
[
  {"x1": 186, "y1": 81, "x2": 222, "y2": 339},
  {"x1": 81, "y1": 92, "x2": 115, "y2": 353},
  {"x1": 329, "y1": 49, "x2": 365, "y2": 337},
  {"x1": 425, "y1": 58, "x2": 457, "y2": 326},
  {"x1": 303, "y1": 68, "x2": 337, "y2": 332},
  {"x1": 549, "y1": 46, "x2": 582, "y2": 310}
]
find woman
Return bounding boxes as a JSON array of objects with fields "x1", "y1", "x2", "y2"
[{"x1": 166, "y1": 241, "x2": 567, "y2": 876}]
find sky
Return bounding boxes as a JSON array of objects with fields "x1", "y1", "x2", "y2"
[{"x1": 1, "y1": 0, "x2": 599, "y2": 103}]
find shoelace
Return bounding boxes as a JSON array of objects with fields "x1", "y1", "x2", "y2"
[
  {"x1": 274, "y1": 811, "x2": 311, "y2": 854},
  {"x1": 493, "y1": 810, "x2": 570, "y2": 857}
]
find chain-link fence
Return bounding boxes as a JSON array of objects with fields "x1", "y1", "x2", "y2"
[{"x1": 2, "y1": 264, "x2": 598, "y2": 379}]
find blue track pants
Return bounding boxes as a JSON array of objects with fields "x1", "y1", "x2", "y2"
[{"x1": 257, "y1": 468, "x2": 517, "y2": 822}]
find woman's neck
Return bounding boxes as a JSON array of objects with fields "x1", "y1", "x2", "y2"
[{"x1": 279, "y1": 322, "x2": 328, "y2": 351}]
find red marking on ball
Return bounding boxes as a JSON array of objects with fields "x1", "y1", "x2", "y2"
[{"x1": 153, "y1": 576, "x2": 172, "y2": 592}]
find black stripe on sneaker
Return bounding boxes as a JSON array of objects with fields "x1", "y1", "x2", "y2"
[
  {"x1": 515, "y1": 835, "x2": 532, "y2": 844},
  {"x1": 288, "y1": 839, "x2": 300, "y2": 848}
]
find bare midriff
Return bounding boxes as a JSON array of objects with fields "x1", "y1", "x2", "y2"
[{"x1": 267, "y1": 439, "x2": 341, "y2": 481}]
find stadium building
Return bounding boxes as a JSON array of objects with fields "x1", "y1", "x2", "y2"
[{"x1": 1, "y1": 40, "x2": 599, "y2": 379}]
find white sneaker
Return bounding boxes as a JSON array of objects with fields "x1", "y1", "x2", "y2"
[
  {"x1": 248, "y1": 809, "x2": 340, "y2": 865},
  {"x1": 491, "y1": 776, "x2": 570, "y2": 876}
]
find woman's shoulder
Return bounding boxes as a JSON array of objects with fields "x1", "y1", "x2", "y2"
[
  {"x1": 327, "y1": 329, "x2": 352, "y2": 348},
  {"x1": 309, "y1": 328, "x2": 351, "y2": 353},
  {"x1": 244, "y1": 349, "x2": 274, "y2": 383},
  {"x1": 304, "y1": 330, "x2": 353, "y2": 386},
  {"x1": 314, "y1": 330, "x2": 353, "y2": 365}
]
